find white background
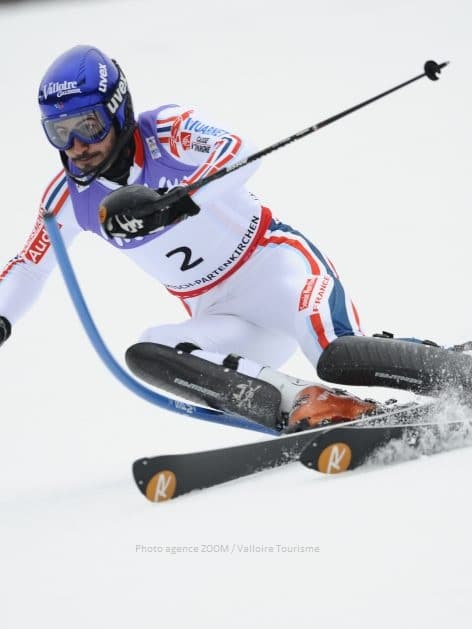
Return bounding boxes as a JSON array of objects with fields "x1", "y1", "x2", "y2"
[{"x1": 0, "y1": 0, "x2": 471, "y2": 627}]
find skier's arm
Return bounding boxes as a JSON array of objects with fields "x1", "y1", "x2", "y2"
[
  {"x1": 0, "y1": 178, "x2": 81, "y2": 343},
  {"x1": 100, "y1": 106, "x2": 262, "y2": 239},
  {"x1": 155, "y1": 105, "x2": 260, "y2": 204}
]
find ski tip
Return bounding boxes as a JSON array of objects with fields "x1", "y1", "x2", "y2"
[
  {"x1": 144, "y1": 469, "x2": 178, "y2": 502},
  {"x1": 132, "y1": 459, "x2": 178, "y2": 503},
  {"x1": 301, "y1": 441, "x2": 353, "y2": 474}
]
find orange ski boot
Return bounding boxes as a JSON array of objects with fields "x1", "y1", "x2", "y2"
[{"x1": 286, "y1": 385, "x2": 377, "y2": 433}]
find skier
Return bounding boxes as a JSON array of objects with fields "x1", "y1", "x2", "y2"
[{"x1": 0, "y1": 44, "x2": 378, "y2": 431}]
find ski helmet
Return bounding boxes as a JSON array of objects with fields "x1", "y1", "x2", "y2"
[{"x1": 38, "y1": 45, "x2": 135, "y2": 184}]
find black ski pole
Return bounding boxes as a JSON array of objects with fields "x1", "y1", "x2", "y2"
[
  {"x1": 101, "y1": 59, "x2": 448, "y2": 218},
  {"x1": 172, "y1": 61, "x2": 448, "y2": 195}
]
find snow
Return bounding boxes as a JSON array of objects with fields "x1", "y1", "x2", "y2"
[{"x1": 1, "y1": 0, "x2": 472, "y2": 627}]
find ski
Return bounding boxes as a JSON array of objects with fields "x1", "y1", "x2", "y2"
[
  {"x1": 132, "y1": 402, "x2": 435, "y2": 502},
  {"x1": 299, "y1": 417, "x2": 472, "y2": 474}
]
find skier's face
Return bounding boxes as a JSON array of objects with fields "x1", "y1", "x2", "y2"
[{"x1": 64, "y1": 126, "x2": 117, "y2": 172}]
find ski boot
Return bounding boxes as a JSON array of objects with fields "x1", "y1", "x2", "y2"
[{"x1": 284, "y1": 385, "x2": 377, "y2": 434}]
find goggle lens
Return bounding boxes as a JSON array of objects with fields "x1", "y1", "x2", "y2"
[{"x1": 43, "y1": 108, "x2": 112, "y2": 150}]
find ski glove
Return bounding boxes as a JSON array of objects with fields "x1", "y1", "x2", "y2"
[
  {"x1": 0, "y1": 316, "x2": 11, "y2": 347},
  {"x1": 99, "y1": 184, "x2": 200, "y2": 239}
]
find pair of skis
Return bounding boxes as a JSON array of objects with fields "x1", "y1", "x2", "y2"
[{"x1": 132, "y1": 401, "x2": 472, "y2": 502}]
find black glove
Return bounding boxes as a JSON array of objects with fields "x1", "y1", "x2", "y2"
[
  {"x1": 0, "y1": 316, "x2": 11, "y2": 347},
  {"x1": 99, "y1": 184, "x2": 200, "y2": 239}
]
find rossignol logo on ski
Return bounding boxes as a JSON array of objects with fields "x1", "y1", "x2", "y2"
[
  {"x1": 317, "y1": 442, "x2": 352, "y2": 474},
  {"x1": 146, "y1": 470, "x2": 177, "y2": 502}
]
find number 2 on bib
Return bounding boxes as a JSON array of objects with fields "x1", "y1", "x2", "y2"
[{"x1": 165, "y1": 246, "x2": 204, "y2": 271}]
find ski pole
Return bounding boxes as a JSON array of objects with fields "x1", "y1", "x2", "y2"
[{"x1": 134, "y1": 59, "x2": 449, "y2": 212}]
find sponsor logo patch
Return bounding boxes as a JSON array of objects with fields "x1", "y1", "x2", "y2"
[
  {"x1": 145, "y1": 135, "x2": 162, "y2": 160},
  {"x1": 312, "y1": 275, "x2": 331, "y2": 313},
  {"x1": 180, "y1": 131, "x2": 192, "y2": 150},
  {"x1": 317, "y1": 442, "x2": 352, "y2": 474},
  {"x1": 146, "y1": 470, "x2": 177, "y2": 502},
  {"x1": 41, "y1": 80, "x2": 81, "y2": 100},
  {"x1": 191, "y1": 135, "x2": 211, "y2": 153},
  {"x1": 98, "y1": 63, "x2": 108, "y2": 93},
  {"x1": 298, "y1": 277, "x2": 317, "y2": 311},
  {"x1": 21, "y1": 216, "x2": 62, "y2": 264},
  {"x1": 191, "y1": 142, "x2": 211, "y2": 153},
  {"x1": 183, "y1": 118, "x2": 228, "y2": 136},
  {"x1": 106, "y1": 73, "x2": 127, "y2": 115}
]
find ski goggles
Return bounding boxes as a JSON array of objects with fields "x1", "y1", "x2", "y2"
[{"x1": 42, "y1": 105, "x2": 113, "y2": 150}]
